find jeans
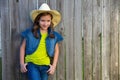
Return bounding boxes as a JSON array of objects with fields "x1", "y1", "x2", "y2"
[{"x1": 27, "y1": 62, "x2": 50, "y2": 80}]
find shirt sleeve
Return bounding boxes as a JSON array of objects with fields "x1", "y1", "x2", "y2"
[
  {"x1": 21, "y1": 27, "x2": 32, "y2": 39},
  {"x1": 20, "y1": 29, "x2": 28, "y2": 45},
  {"x1": 21, "y1": 30, "x2": 27, "y2": 39},
  {"x1": 55, "y1": 32, "x2": 63, "y2": 43}
]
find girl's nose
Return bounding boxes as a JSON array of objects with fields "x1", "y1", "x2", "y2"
[{"x1": 44, "y1": 22, "x2": 48, "y2": 26}]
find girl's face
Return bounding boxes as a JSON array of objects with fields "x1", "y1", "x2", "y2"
[{"x1": 39, "y1": 15, "x2": 52, "y2": 31}]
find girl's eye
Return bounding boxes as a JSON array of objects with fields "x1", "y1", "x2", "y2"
[
  {"x1": 40, "y1": 20, "x2": 51, "y2": 22},
  {"x1": 47, "y1": 20, "x2": 51, "y2": 22},
  {"x1": 41, "y1": 20, "x2": 45, "y2": 22}
]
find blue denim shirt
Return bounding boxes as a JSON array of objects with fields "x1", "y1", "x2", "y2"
[{"x1": 21, "y1": 27, "x2": 63, "y2": 57}]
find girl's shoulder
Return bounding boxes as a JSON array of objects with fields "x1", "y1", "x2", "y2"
[
  {"x1": 53, "y1": 31, "x2": 63, "y2": 43},
  {"x1": 21, "y1": 27, "x2": 32, "y2": 38},
  {"x1": 53, "y1": 31, "x2": 62, "y2": 37},
  {"x1": 53, "y1": 31, "x2": 61, "y2": 35}
]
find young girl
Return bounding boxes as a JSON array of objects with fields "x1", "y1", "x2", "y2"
[{"x1": 20, "y1": 3, "x2": 63, "y2": 80}]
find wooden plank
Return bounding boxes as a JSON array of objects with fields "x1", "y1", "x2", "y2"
[
  {"x1": 18, "y1": 0, "x2": 29, "y2": 80},
  {"x1": 102, "y1": 0, "x2": 110, "y2": 80},
  {"x1": 119, "y1": 0, "x2": 120, "y2": 79},
  {"x1": 38, "y1": 0, "x2": 47, "y2": 8},
  {"x1": 74, "y1": 0, "x2": 82, "y2": 80},
  {"x1": 92, "y1": 0, "x2": 102, "y2": 80},
  {"x1": 1, "y1": 0, "x2": 11, "y2": 80},
  {"x1": 48, "y1": 0, "x2": 56, "y2": 9},
  {"x1": 19, "y1": 0, "x2": 29, "y2": 30},
  {"x1": 110, "y1": 0, "x2": 119, "y2": 80},
  {"x1": 9, "y1": 0, "x2": 21, "y2": 80},
  {"x1": 62, "y1": 0, "x2": 75, "y2": 80},
  {"x1": 28, "y1": 0, "x2": 38, "y2": 10},
  {"x1": 82, "y1": 0, "x2": 93, "y2": 80},
  {"x1": 54, "y1": 0, "x2": 66, "y2": 80},
  {"x1": 28, "y1": 0, "x2": 37, "y2": 27},
  {"x1": 0, "y1": 0, "x2": 1, "y2": 58}
]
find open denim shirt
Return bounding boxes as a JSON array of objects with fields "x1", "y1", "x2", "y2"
[{"x1": 21, "y1": 27, "x2": 63, "y2": 57}]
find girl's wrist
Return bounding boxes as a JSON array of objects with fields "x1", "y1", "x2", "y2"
[
  {"x1": 20, "y1": 63, "x2": 24, "y2": 65},
  {"x1": 20, "y1": 63, "x2": 26, "y2": 66},
  {"x1": 20, "y1": 64, "x2": 24, "y2": 67},
  {"x1": 52, "y1": 64, "x2": 56, "y2": 68},
  {"x1": 20, "y1": 63, "x2": 27, "y2": 67}
]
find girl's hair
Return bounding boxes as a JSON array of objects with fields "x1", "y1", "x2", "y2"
[{"x1": 32, "y1": 12, "x2": 55, "y2": 38}]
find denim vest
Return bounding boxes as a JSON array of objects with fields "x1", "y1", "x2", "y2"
[{"x1": 21, "y1": 27, "x2": 63, "y2": 57}]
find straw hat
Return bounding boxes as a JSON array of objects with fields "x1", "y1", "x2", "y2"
[{"x1": 30, "y1": 3, "x2": 61, "y2": 27}]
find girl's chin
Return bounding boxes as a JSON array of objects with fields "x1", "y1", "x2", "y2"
[{"x1": 41, "y1": 28, "x2": 48, "y2": 31}]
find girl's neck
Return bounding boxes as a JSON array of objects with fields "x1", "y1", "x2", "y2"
[{"x1": 40, "y1": 28, "x2": 48, "y2": 34}]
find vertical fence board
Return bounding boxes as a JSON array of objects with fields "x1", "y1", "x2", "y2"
[
  {"x1": 1, "y1": 0, "x2": 11, "y2": 80},
  {"x1": 110, "y1": 0, "x2": 119, "y2": 80},
  {"x1": 57, "y1": 0, "x2": 66, "y2": 80},
  {"x1": 9, "y1": 0, "x2": 20, "y2": 80},
  {"x1": 54, "y1": 0, "x2": 66, "y2": 80},
  {"x1": 119, "y1": 0, "x2": 120, "y2": 79},
  {"x1": 49, "y1": 0, "x2": 57, "y2": 9},
  {"x1": 83, "y1": 0, "x2": 93, "y2": 80},
  {"x1": 38, "y1": 0, "x2": 47, "y2": 8},
  {"x1": 0, "y1": 0, "x2": 1, "y2": 58},
  {"x1": 28, "y1": 0, "x2": 38, "y2": 27},
  {"x1": 0, "y1": 1, "x2": 1, "y2": 78},
  {"x1": 63, "y1": 0, "x2": 75, "y2": 80},
  {"x1": 19, "y1": 0, "x2": 29, "y2": 80},
  {"x1": 92, "y1": 0, "x2": 102, "y2": 80},
  {"x1": 102, "y1": 0, "x2": 110, "y2": 80},
  {"x1": 74, "y1": 0, "x2": 82, "y2": 80},
  {"x1": 19, "y1": 0, "x2": 29, "y2": 30}
]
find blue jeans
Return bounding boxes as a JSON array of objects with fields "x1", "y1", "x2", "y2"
[{"x1": 27, "y1": 62, "x2": 50, "y2": 80}]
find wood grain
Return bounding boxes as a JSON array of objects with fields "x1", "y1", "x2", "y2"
[{"x1": 83, "y1": 0, "x2": 93, "y2": 80}]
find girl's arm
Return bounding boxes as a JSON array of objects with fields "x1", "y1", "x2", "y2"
[
  {"x1": 47, "y1": 43, "x2": 59, "y2": 75},
  {"x1": 52, "y1": 43, "x2": 59, "y2": 68},
  {"x1": 20, "y1": 39, "x2": 27, "y2": 73}
]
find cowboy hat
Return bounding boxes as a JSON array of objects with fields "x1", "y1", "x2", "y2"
[{"x1": 30, "y1": 3, "x2": 61, "y2": 27}]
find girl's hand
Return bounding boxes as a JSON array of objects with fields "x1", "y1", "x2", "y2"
[
  {"x1": 20, "y1": 63, "x2": 28, "y2": 73},
  {"x1": 47, "y1": 64, "x2": 56, "y2": 75}
]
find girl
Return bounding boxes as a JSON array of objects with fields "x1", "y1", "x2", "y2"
[{"x1": 20, "y1": 3, "x2": 63, "y2": 80}]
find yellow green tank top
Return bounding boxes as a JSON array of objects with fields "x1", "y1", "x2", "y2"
[{"x1": 25, "y1": 32, "x2": 50, "y2": 65}]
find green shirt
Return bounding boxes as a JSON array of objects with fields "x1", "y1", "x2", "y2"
[{"x1": 25, "y1": 32, "x2": 50, "y2": 65}]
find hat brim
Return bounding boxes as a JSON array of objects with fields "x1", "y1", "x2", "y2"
[{"x1": 30, "y1": 10, "x2": 61, "y2": 27}]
